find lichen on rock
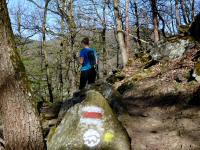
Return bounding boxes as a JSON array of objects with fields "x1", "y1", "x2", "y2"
[
  {"x1": 47, "y1": 90, "x2": 131, "y2": 150},
  {"x1": 150, "y1": 39, "x2": 190, "y2": 61}
]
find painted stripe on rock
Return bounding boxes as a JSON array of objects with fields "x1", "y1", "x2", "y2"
[
  {"x1": 80, "y1": 118, "x2": 103, "y2": 126},
  {"x1": 82, "y1": 106, "x2": 103, "y2": 113},
  {"x1": 83, "y1": 112, "x2": 103, "y2": 119},
  {"x1": 80, "y1": 106, "x2": 104, "y2": 126}
]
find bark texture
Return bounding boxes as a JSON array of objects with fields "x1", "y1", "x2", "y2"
[
  {"x1": 102, "y1": 0, "x2": 107, "y2": 75},
  {"x1": 125, "y1": 0, "x2": 131, "y2": 54},
  {"x1": 180, "y1": 0, "x2": 188, "y2": 24},
  {"x1": 132, "y1": 0, "x2": 141, "y2": 46},
  {"x1": 0, "y1": 0, "x2": 45, "y2": 149},
  {"x1": 114, "y1": 0, "x2": 128, "y2": 67},
  {"x1": 175, "y1": 0, "x2": 181, "y2": 27},
  {"x1": 191, "y1": 0, "x2": 195, "y2": 21},
  {"x1": 150, "y1": 0, "x2": 160, "y2": 43}
]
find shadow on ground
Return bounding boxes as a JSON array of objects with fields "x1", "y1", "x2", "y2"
[{"x1": 120, "y1": 82, "x2": 200, "y2": 150}]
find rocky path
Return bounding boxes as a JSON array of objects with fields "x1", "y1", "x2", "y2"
[
  {"x1": 116, "y1": 59, "x2": 200, "y2": 150},
  {"x1": 40, "y1": 53, "x2": 200, "y2": 150},
  {"x1": 120, "y1": 102, "x2": 200, "y2": 150}
]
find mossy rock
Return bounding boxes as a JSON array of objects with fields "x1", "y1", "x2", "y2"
[
  {"x1": 192, "y1": 62, "x2": 200, "y2": 82},
  {"x1": 150, "y1": 38, "x2": 190, "y2": 60},
  {"x1": 139, "y1": 53, "x2": 152, "y2": 63},
  {"x1": 47, "y1": 90, "x2": 131, "y2": 150},
  {"x1": 92, "y1": 82, "x2": 127, "y2": 114},
  {"x1": 58, "y1": 91, "x2": 86, "y2": 122},
  {"x1": 117, "y1": 81, "x2": 134, "y2": 95},
  {"x1": 40, "y1": 101, "x2": 62, "y2": 120},
  {"x1": 131, "y1": 68, "x2": 156, "y2": 82},
  {"x1": 58, "y1": 82, "x2": 126, "y2": 121},
  {"x1": 194, "y1": 62, "x2": 200, "y2": 76},
  {"x1": 106, "y1": 73, "x2": 125, "y2": 84},
  {"x1": 189, "y1": 13, "x2": 200, "y2": 41}
]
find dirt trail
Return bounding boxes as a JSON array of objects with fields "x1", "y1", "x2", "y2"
[
  {"x1": 120, "y1": 101, "x2": 200, "y2": 150},
  {"x1": 114, "y1": 56, "x2": 200, "y2": 150}
]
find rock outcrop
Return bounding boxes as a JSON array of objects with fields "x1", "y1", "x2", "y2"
[
  {"x1": 91, "y1": 82, "x2": 126, "y2": 114},
  {"x1": 58, "y1": 90, "x2": 87, "y2": 122},
  {"x1": 58, "y1": 82, "x2": 126, "y2": 122},
  {"x1": 47, "y1": 90, "x2": 131, "y2": 150},
  {"x1": 39, "y1": 102, "x2": 62, "y2": 137},
  {"x1": 150, "y1": 39, "x2": 190, "y2": 61},
  {"x1": 189, "y1": 13, "x2": 200, "y2": 41},
  {"x1": 109, "y1": 39, "x2": 200, "y2": 149}
]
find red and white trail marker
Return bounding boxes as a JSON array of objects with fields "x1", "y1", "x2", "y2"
[{"x1": 80, "y1": 106, "x2": 104, "y2": 126}]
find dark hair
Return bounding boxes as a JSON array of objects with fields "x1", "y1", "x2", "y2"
[{"x1": 81, "y1": 37, "x2": 89, "y2": 45}]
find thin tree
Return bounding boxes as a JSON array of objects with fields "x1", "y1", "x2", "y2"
[
  {"x1": 125, "y1": 0, "x2": 131, "y2": 55},
  {"x1": 184, "y1": 0, "x2": 191, "y2": 23},
  {"x1": 58, "y1": 2, "x2": 66, "y2": 101},
  {"x1": 57, "y1": 0, "x2": 77, "y2": 96},
  {"x1": 131, "y1": 0, "x2": 142, "y2": 47},
  {"x1": 191, "y1": 0, "x2": 195, "y2": 21},
  {"x1": 114, "y1": 0, "x2": 128, "y2": 67},
  {"x1": 91, "y1": 0, "x2": 107, "y2": 75},
  {"x1": 150, "y1": 0, "x2": 160, "y2": 43},
  {"x1": 180, "y1": 0, "x2": 188, "y2": 24},
  {"x1": 0, "y1": 0, "x2": 45, "y2": 149},
  {"x1": 175, "y1": 0, "x2": 181, "y2": 27},
  {"x1": 41, "y1": 0, "x2": 54, "y2": 102},
  {"x1": 102, "y1": 0, "x2": 107, "y2": 75}
]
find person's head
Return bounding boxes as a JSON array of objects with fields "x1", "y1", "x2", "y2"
[{"x1": 81, "y1": 37, "x2": 89, "y2": 48}]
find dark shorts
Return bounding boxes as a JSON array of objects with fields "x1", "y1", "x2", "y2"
[{"x1": 79, "y1": 67, "x2": 96, "y2": 90}]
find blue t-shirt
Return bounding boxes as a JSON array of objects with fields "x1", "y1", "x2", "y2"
[{"x1": 80, "y1": 48, "x2": 96, "y2": 71}]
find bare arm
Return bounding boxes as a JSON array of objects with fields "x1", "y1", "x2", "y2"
[{"x1": 79, "y1": 57, "x2": 84, "y2": 65}]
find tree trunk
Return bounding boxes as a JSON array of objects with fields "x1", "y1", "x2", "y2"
[
  {"x1": 172, "y1": 19, "x2": 176, "y2": 35},
  {"x1": 125, "y1": 0, "x2": 131, "y2": 54},
  {"x1": 67, "y1": 0, "x2": 77, "y2": 96},
  {"x1": 58, "y1": 0, "x2": 77, "y2": 96},
  {"x1": 41, "y1": 0, "x2": 54, "y2": 102},
  {"x1": 91, "y1": 0, "x2": 107, "y2": 75},
  {"x1": 191, "y1": 0, "x2": 195, "y2": 21},
  {"x1": 58, "y1": 11, "x2": 65, "y2": 101},
  {"x1": 16, "y1": 7, "x2": 23, "y2": 55},
  {"x1": 0, "y1": 0, "x2": 45, "y2": 149},
  {"x1": 180, "y1": 0, "x2": 188, "y2": 24},
  {"x1": 157, "y1": 13, "x2": 166, "y2": 38},
  {"x1": 175, "y1": 0, "x2": 181, "y2": 27},
  {"x1": 114, "y1": 0, "x2": 128, "y2": 67},
  {"x1": 150, "y1": 0, "x2": 159, "y2": 43},
  {"x1": 184, "y1": 1, "x2": 191, "y2": 23},
  {"x1": 102, "y1": 0, "x2": 107, "y2": 76},
  {"x1": 132, "y1": 0, "x2": 141, "y2": 47}
]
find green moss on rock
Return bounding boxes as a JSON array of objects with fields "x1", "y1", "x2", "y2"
[{"x1": 47, "y1": 90, "x2": 131, "y2": 150}]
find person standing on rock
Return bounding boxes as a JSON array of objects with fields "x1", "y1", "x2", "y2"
[{"x1": 79, "y1": 37, "x2": 97, "y2": 90}]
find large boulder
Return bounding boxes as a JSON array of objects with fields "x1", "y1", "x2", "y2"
[
  {"x1": 192, "y1": 62, "x2": 200, "y2": 83},
  {"x1": 58, "y1": 82, "x2": 126, "y2": 122},
  {"x1": 39, "y1": 102, "x2": 62, "y2": 137},
  {"x1": 47, "y1": 90, "x2": 131, "y2": 150},
  {"x1": 91, "y1": 82, "x2": 126, "y2": 114},
  {"x1": 189, "y1": 13, "x2": 200, "y2": 41},
  {"x1": 58, "y1": 90, "x2": 87, "y2": 122},
  {"x1": 150, "y1": 39, "x2": 190, "y2": 61}
]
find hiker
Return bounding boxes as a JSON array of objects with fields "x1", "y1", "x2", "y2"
[{"x1": 79, "y1": 37, "x2": 97, "y2": 90}]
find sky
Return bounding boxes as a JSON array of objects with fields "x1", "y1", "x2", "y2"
[
  {"x1": 8, "y1": 0, "x2": 51, "y2": 40},
  {"x1": 7, "y1": 0, "x2": 200, "y2": 41},
  {"x1": 7, "y1": 0, "x2": 112, "y2": 41}
]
